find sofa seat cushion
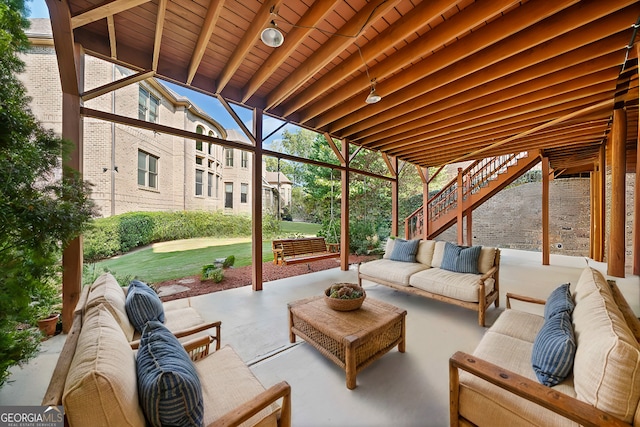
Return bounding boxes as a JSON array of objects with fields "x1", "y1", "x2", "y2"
[
  {"x1": 196, "y1": 346, "x2": 279, "y2": 427},
  {"x1": 63, "y1": 303, "x2": 146, "y2": 427},
  {"x1": 409, "y1": 268, "x2": 494, "y2": 302},
  {"x1": 489, "y1": 309, "x2": 544, "y2": 343},
  {"x1": 359, "y1": 259, "x2": 429, "y2": 286},
  {"x1": 85, "y1": 273, "x2": 135, "y2": 341},
  {"x1": 571, "y1": 267, "x2": 640, "y2": 424},
  {"x1": 459, "y1": 331, "x2": 577, "y2": 427}
]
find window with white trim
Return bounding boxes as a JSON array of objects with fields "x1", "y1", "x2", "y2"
[
  {"x1": 196, "y1": 126, "x2": 204, "y2": 151},
  {"x1": 241, "y1": 151, "x2": 248, "y2": 168},
  {"x1": 225, "y1": 183, "x2": 233, "y2": 208},
  {"x1": 207, "y1": 172, "x2": 214, "y2": 197},
  {"x1": 138, "y1": 87, "x2": 159, "y2": 123},
  {"x1": 225, "y1": 148, "x2": 234, "y2": 167},
  {"x1": 195, "y1": 169, "x2": 204, "y2": 196},
  {"x1": 138, "y1": 151, "x2": 158, "y2": 189},
  {"x1": 241, "y1": 183, "x2": 248, "y2": 203}
]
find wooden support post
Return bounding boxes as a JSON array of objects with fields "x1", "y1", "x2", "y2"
[
  {"x1": 608, "y1": 108, "x2": 627, "y2": 278},
  {"x1": 252, "y1": 109, "x2": 264, "y2": 290},
  {"x1": 594, "y1": 144, "x2": 606, "y2": 262},
  {"x1": 589, "y1": 169, "x2": 596, "y2": 259},
  {"x1": 466, "y1": 211, "x2": 473, "y2": 247},
  {"x1": 422, "y1": 167, "x2": 429, "y2": 240},
  {"x1": 456, "y1": 168, "x2": 463, "y2": 245},
  {"x1": 635, "y1": 120, "x2": 640, "y2": 275},
  {"x1": 383, "y1": 154, "x2": 399, "y2": 238},
  {"x1": 542, "y1": 157, "x2": 550, "y2": 266},
  {"x1": 340, "y1": 140, "x2": 350, "y2": 271}
]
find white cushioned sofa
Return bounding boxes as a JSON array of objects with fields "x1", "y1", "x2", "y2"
[
  {"x1": 358, "y1": 239, "x2": 500, "y2": 326},
  {"x1": 43, "y1": 273, "x2": 291, "y2": 427},
  {"x1": 450, "y1": 267, "x2": 640, "y2": 426}
]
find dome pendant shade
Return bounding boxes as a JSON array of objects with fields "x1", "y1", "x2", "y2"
[
  {"x1": 261, "y1": 22, "x2": 284, "y2": 48},
  {"x1": 365, "y1": 86, "x2": 381, "y2": 104}
]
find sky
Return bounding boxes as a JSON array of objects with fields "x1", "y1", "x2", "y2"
[{"x1": 25, "y1": 0, "x2": 298, "y2": 148}]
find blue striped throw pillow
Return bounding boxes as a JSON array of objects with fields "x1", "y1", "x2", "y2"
[
  {"x1": 543, "y1": 283, "x2": 574, "y2": 320},
  {"x1": 137, "y1": 321, "x2": 204, "y2": 427},
  {"x1": 531, "y1": 310, "x2": 576, "y2": 386},
  {"x1": 440, "y1": 242, "x2": 481, "y2": 274},
  {"x1": 125, "y1": 280, "x2": 165, "y2": 333},
  {"x1": 389, "y1": 238, "x2": 420, "y2": 262}
]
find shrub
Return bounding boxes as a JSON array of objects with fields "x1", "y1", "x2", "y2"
[
  {"x1": 223, "y1": 255, "x2": 235, "y2": 268},
  {"x1": 202, "y1": 265, "x2": 224, "y2": 283}
]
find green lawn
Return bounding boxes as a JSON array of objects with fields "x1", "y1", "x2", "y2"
[{"x1": 89, "y1": 221, "x2": 321, "y2": 284}]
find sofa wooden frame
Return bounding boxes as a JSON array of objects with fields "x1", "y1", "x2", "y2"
[{"x1": 449, "y1": 281, "x2": 640, "y2": 427}]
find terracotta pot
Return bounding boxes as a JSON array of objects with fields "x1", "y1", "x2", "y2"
[{"x1": 37, "y1": 313, "x2": 60, "y2": 336}]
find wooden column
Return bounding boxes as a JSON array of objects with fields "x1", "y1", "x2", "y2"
[
  {"x1": 340, "y1": 140, "x2": 350, "y2": 271},
  {"x1": 383, "y1": 154, "x2": 399, "y2": 238},
  {"x1": 608, "y1": 108, "x2": 627, "y2": 277},
  {"x1": 466, "y1": 211, "x2": 473, "y2": 247},
  {"x1": 634, "y1": 54, "x2": 640, "y2": 275},
  {"x1": 252, "y1": 109, "x2": 264, "y2": 290},
  {"x1": 589, "y1": 169, "x2": 596, "y2": 259},
  {"x1": 46, "y1": 0, "x2": 85, "y2": 333},
  {"x1": 635, "y1": 118, "x2": 640, "y2": 275},
  {"x1": 594, "y1": 144, "x2": 606, "y2": 262},
  {"x1": 542, "y1": 157, "x2": 550, "y2": 265},
  {"x1": 422, "y1": 167, "x2": 429, "y2": 240},
  {"x1": 456, "y1": 168, "x2": 463, "y2": 245}
]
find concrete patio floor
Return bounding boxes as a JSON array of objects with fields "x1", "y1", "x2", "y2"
[{"x1": 1, "y1": 249, "x2": 639, "y2": 426}]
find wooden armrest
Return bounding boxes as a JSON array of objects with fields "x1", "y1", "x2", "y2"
[
  {"x1": 505, "y1": 293, "x2": 546, "y2": 309},
  {"x1": 130, "y1": 321, "x2": 222, "y2": 350},
  {"x1": 207, "y1": 381, "x2": 292, "y2": 427},
  {"x1": 183, "y1": 335, "x2": 212, "y2": 360},
  {"x1": 449, "y1": 351, "x2": 629, "y2": 427},
  {"x1": 479, "y1": 265, "x2": 498, "y2": 281}
]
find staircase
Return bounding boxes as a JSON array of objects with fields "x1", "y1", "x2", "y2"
[{"x1": 405, "y1": 151, "x2": 541, "y2": 240}]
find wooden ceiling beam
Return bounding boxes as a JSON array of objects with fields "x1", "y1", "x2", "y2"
[
  {"x1": 280, "y1": 0, "x2": 474, "y2": 118},
  {"x1": 264, "y1": 0, "x2": 400, "y2": 109},
  {"x1": 348, "y1": 35, "x2": 627, "y2": 141},
  {"x1": 383, "y1": 94, "x2": 613, "y2": 158},
  {"x1": 186, "y1": 0, "x2": 224, "y2": 84},
  {"x1": 107, "y1": 15, "x2": 116, "y2": 58},
  {"x1": 368, "y1": 73, "x2": 616, "y2": 151},
  {"x1": 215, "y1": 0, "x2": 283, "y2": 93},
  {"x1": 45, "y1": 0, "x2": 80, "y2": 96},
  {"x1": 70, "y1": 0, "x2": 151, "y2": 28},
  {"x1": 320, "y1": 1, "x2": 638, "y2": 133},
  {"x1": 151, "y1": 0, "x2": 167, "y2": 72},
  {"x1": 241, "y1": 0, "x2": 341, "y2": 103}
]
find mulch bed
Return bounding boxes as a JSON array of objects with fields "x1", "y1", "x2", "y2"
[{"x1": 156, "y1": 254, "x2": 379, "y2": 302}]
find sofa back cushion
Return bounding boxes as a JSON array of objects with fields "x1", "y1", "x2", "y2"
[
  {"x1": 477, "y1": 247, "x2": 497, "y2": 274},
  {"x1": 415, "y1": 240, "x2": 436, "y2": 266},
  {"x1": 85, "y1": 273, "x2": 135, "y2": 341},
  {"x1": 431, "y1": 241, "x2": 447, "y2": 268},
  {"x1": 382, "y1": 238, "x2": 396, "y2": 259},
  {"x1": 572, "y1": 267, "x2": 640, "y2": 424},
  {"x1": 63, "y1": 303, "x2": 146, "y2": 427}
]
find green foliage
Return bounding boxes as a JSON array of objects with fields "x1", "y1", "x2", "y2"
[
  {"x1": 0, "y1": 0, "x2": 96, "y2": 386},
  {"x1": 222, "y1": 255, "x2": 235, "y2": 268},
  {"x1": 84, "y1": 211, "x2": 256, "y2": 262},
  {"x1": 201, "y1": 265, "x2": 224, "y2": 283},
  {"x1": 261, "y1": 211, "x2": 281, "y2": 238}
]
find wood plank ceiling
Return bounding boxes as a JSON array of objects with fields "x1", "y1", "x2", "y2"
[{"x1": 52, "y1": 0, "x2": 640, "y2": 173}]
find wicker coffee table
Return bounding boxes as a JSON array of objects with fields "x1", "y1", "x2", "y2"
[{"x1": 288, "y1": 295, "x2": 406, "y2": 389}]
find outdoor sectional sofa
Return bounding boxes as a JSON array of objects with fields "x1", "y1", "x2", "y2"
[
  {"x1": 358, "y1": 239, "x2": 500, "y2": 326},
  {"x1": 43, "y1": 273, "x2": 291, "y2": 426},
  {"x1": 450, "y1": 266, "x2": 640, "y2": 426}
]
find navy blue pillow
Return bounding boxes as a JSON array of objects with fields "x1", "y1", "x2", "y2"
[
  {"x1": 544, "y1": 283, "x2": 574, "y2": 320},
  {"x1": 531, "y1": 310, "x2": 576, "y2": 386},
  {"x1": 389, "y1": 238, "x2": 420, "y2": 263},
  {"x1": 137, "y1": 321, "x2": 204, "y2": 427},
  {"x1": 440, "y1": 242, "x2": 481, "y2": 274},
  {"x1": 125, "y1": 280, "x2": 165, "y2": 333}
]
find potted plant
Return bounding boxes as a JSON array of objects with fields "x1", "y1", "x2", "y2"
[{"x1": 32, "y1": 280, "x2": 62, "y2": 337}]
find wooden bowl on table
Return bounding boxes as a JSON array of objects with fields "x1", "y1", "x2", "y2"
[{"x1": 324, "y1": 283, "x2": 366, "y2": 311}]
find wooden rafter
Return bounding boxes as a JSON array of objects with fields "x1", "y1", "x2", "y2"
[
  {"x1": 187, "y1": 0, "x2": 224, "y2": 84},
  {"x1": 81, "y1": 70, "x2": 155, "y2": 101},
  {"x1": 151, "y1": 0, "x2": 167, "y2": 72},
  {"x1": 70, "y1": 0, "x2": 151, "y2": 28}
]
